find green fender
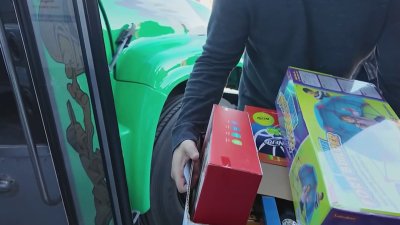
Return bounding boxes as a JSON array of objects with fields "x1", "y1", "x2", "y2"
[
  {"x1": 115, "y1": 34, "x2": 204, "y2": 85},
  {"x1": 114, "y1": 34, "x2": 203, "y2": 212},
  {"x1": 114, "y1": 82, "x2": 166, "y2": 213}
]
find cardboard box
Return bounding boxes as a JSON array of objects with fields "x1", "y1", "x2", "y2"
[
  {"x1": 244, "y1": 106, "x2": 292, "y2": 201},
  {"x1": 187, "y1": 105, "x2": 263, "y2": 225},
  {"x1": 257, "y1": 162, "x2": 292, "y2": 201},
  {"x1": 276, "y1": 67, "x2": 400, "y2": 225},
  {"x1": 245, "y1": 106, "x2": 292, "y2": 200},
  {"x1": 245, "y1": 106, "x2": 288, "y2": 166}
]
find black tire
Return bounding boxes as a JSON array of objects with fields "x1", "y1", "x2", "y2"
[
  {"x1": 140, "y1": 95, "x2": 235, "y2": 225},
  {"x1": 141, "y1": 94, "x2": 185, "y2": 225}
]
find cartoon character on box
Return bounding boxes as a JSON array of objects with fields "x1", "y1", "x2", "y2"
[
  {"x1": 296, "y1": 164, "x2": 324, "y2": 224},
  {"x1": 303, "y1": 87, "x2": 331, "y2": 100},
  {"x1": 339, "y1": 114, "x2": 400, "y2": 129},
  {"x1": 302, "y1": 88, "x2": 396, "y2": 142},
  {"x1": 303, "y1": 88, "x2": 400, "y2": 183}
]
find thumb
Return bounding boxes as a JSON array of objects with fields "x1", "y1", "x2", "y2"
[
  {"x1": 186, "y1": 146, "x2": 199, "y2": 160},
  {"x1": 183, "y1": 141, "x2": 199, "y2": 160}
]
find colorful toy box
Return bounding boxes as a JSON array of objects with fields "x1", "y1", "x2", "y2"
[
  {"x1": 245, "y1": 106, "x2": 288, "y2": 167},
  {"x1": 183, "y1": 105, "x2": 263, "y2": 225},
  {"x1": 276, "y1": 67, "x2": 400, "y2": 225},
  {"x1": 245, "y1": 106, "x2": 292, "y2": 200}
]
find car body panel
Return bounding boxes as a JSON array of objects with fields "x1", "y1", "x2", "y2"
[{"x1": 100, "y1": 0, "x2": 210, "y2": 212}]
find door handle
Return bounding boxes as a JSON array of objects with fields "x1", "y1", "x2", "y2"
[{"x1": 0, "y1": 177, "x2": 14, "y2": 193}]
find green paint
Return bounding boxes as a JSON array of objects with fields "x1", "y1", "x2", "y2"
[
  {"x1": 29, "y1": 0, "x2": 241, "y2": 215},
  {"x1": 99, "y1": 0, "x2": 210, "y2": 212},
  {"x1": 113, "y1": 82, "x2": 166, "y2": 211}
]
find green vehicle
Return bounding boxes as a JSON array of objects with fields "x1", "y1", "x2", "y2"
[{"x1": 0, "y1": 0, "x2": 241, "y2": 224}]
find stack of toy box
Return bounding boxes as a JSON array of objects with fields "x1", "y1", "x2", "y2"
[
  {"x1": 276, "y1": 67, "x2": 400, "y2": 225},
  {"x1": 245, "y1": 106, "x2": 292, "y2": 201}
]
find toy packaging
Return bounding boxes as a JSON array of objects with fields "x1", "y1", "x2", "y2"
[
  {"x1": 183, "y1": 105, "x2": 263, "y2": 225},
  {"x1": 257, "y1": 161, "x2": 292, "y2": 201},
  {"x1": 245, "y1": 106, "x2": 288, "y2": 167},
  {"x1": 245, "y1": 106, "x2": 292, "y2": 200},
  {"x1": 183, "y1": 163, "x2": 202, "y2": 225},
  {"x1": 276, "y1": 67, "x2": 400, "y2": 225}
]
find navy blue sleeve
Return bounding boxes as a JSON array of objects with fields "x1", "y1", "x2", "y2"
[
  {"x1": 172, "y1": 0, "x2": 250, "y2": 150},
  {"x1": 377, "y1": 0, "x2": 400, "y2": 116}
]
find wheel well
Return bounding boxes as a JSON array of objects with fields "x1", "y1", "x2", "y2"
[
  {"x1": 154, "y1": 81, "x2": 186, "y2": 138},
  {"x1": 164, "y1": 81, "x2": 186, "y2": 107}
]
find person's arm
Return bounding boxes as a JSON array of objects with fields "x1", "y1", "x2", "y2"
[
  {"x1": 376, "y1": 0, "x2": 400, "y2": 116},
  {"x1": 171, "y1": 0, "x2": 251, "y2": 193}
]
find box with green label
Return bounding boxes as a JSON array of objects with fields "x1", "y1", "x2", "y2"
[{"x1": 276, "y1": 67, "x2": 400, "y2": 225}]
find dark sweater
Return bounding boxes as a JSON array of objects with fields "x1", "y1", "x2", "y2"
[{"x1": 172, "y1": 0, "x2": 400, "y2": 149}]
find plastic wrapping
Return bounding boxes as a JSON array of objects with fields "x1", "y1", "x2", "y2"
[{"x1": 276, "y1": 67, "x2": 400, "y2": 225}]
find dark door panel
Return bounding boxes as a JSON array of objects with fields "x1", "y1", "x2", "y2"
[{"x1": 0, "y1": 145, "x2": 68, "y2": 225}]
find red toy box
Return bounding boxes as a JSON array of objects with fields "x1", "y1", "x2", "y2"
[{"x1": 189, "y1": 105, "x2": 263, "y2": 225}]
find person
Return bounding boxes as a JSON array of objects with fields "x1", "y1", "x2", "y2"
[
  {"x1": 340, "y1": 114, "x2": 400, "y2": 129},
  {"x1": 299, "y1": 184, "x2": 312, "y2": 213},
  {"x1": 340, "y1": 115, "x2": 378, "y2": 129},
  {"x1": 301, "y1": 188, "x2": 324, "y2": 223},
  {"x1": 171, "y1": 0, "x2": 400, "y2": 193},
  {"x1": 314, "y1": 192, "x2": 324, "y2": 209},
  {"x1": 303, "y1": 87, "x2": 330, "y2": 100}
]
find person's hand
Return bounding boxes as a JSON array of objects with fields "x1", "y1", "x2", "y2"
[{"x1": 171, "y1": 140, "x2": 200, "y2": 193}]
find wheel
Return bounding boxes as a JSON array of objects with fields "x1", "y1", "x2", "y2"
[
  {"x1": 141, "y1": 94, "x2": 185, "y2": 225},
  {"x1": 140, "y1": 95, "x2": 235, "y2": 225}
]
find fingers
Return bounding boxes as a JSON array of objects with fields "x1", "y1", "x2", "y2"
[
  {"x1": 191, "y1": 159, "x2": 201, "y2": 188},
  {"x1": 171, "y1": 150, "x2": 187, "y2": 193},
  {"x1": 182, "y1": 140, "x2": 200, "y2": 160},
  {"x1": 171, "y1": 140, "x2": 200, "y2": 193},
  {"x1": 175, "y1": 174, "x2": 187, "y2": 193}
]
